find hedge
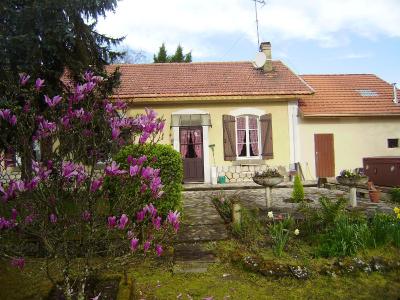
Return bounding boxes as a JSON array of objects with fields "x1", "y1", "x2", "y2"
[{"x1": 113, "y1": 143, "x2": 183, "y2": 216}]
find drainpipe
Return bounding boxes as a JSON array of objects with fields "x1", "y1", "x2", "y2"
[{"x1": 393, "y1": 83, "x2": 398, "y2": 104}]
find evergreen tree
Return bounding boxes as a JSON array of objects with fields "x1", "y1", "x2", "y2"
[
  {"x1": 0, "y1": 0, "x2": 123, "y2": 98},
  {"x1": 153, "y1": 43, "x2": 192, "y2": 63},
  {"x1": 153, "y1": 43, "x2": 168, "y2": 63},
  {"x1": 292, "y1": 175, "x2": 305, "y2": 203}
]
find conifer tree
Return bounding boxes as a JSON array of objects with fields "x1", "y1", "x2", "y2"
[
  {"x1": 153, "y1": 43, "x2": 192, "y2": 63},
  {"x1": 153, "y1": 43, "x2": 168, "y2": 63}
]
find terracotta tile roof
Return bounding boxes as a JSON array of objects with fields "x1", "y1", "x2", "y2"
[
  {"x1": 106, "y1": 61, "x2": 313, "y2": 99},
  {"x1": 299, "y1": 74, "x2": 400, "y2": 117}
]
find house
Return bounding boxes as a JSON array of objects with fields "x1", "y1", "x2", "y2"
[
  {"x1": 109, "y1": 43, "x2": 315, "y2": 183},
  {"x1": 298, "y1": 74, "x2": 400, "y2": 179},
  {"x1": 109, "y1": 42, "x2": 400, "y2": 183}
]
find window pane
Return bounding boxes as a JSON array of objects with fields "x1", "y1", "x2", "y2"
[
  {"x1": 249, "y1": 129, "x2": 258, "y2": 143},
  {"x1": 238, "y1": 144, "x2": 247, "y2": 157},
  {"x1": 249, "y1": 116, "x2": 258, "y2": 129},
  {"x1": 237, "y1": 130, "x2": 246, "y2": 144},
  {"x1": 237, "y1": 117, "x2": 246, "y2": 129},
  {"x1": 250, "y1": 143, "x2": 259, "y2": 156}
]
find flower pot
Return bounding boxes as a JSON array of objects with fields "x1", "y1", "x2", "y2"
[
  {"x1": 252, "y1": 176, "x2": 284, "y2": 187},
  {"x1": 336, "y1": 176, "x2": 368, "y2": 187},
  {"x1": 369, "y1": 190, "x2": 381, "y2": 203}
]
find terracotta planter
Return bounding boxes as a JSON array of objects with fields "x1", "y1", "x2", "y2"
[
  {"x1": 252, "y1": 176, "x2": 284, "y2": 187},
  {"x1": 336, "y1": 176, "x2": 369, "y2": 187},
  {"x1": 369, "y1": 190, "x2": 381, "y2": 203}
]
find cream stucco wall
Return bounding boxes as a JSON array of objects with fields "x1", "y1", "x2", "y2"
[
  {"x1": 299, "y1": 117, "x2": 400, "y2": 180},
  {"x1": 127, "y1": 100, "x2": 292, "y2": 180}
]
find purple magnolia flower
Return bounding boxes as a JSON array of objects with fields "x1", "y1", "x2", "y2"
[
  {"x1": 140, "y1": 183, "x2": 147, "y2": 193},
  {"x1": 143, "y1": 240, "x2": 151, "y2": 252},
  {"x1": 111, "y1": 126, "x2": 121, "y2": 140},
  {"x1": 11, "y1": 257, "x2": 25, "y2": 270},
  {"x1": 138, "y1": 155, "x2": 147, "y2": 165},
  {"x1": 108, "y1": 216, "x2": 117, "y2": 229},
  {"x1": 19, "y1": 73, "x2": 30, "y2": 86},
  {"x1": 118, "y1": 214, "x2": 129, "y2": 230},
  {"x1": 155, "y1": 244, "x2": 163, "y2": 257},
  {"x1": 105, "y1": 161, "x2": 127, "y2": 176},
  {"x1": 130, "y1": 238, "x2": 139, "y2": 252},
  {"x1": 145, "y1": 203, "x2": 157, "y2": 217},
  {"x1": 11, "y1": 208, "x2": 18, "y2": 220},
  {"x1": 114, "y1": 99, "x2": 127, "y2": 110},
  {"x1": 49, "y1": 213, "x2": 57, "y2": 224},
  {"x1": 9, "y1": 115, "x2": 17, "y2": 126},
  {"x1": 25, "y1": 214, "x2": 34, "y2": 225},
  {"x1": 167, "y1": 211, "x2": 181, "y2": 233},
  {"x1": 129, "y1": 165, "x2": 139, "y2": 177},
  {"x1": 35, "y1": 78, "x2": 45, "y2": 91},
  {"x1": 152, "y1": 216, "x2": 162, "y2": 230},
  {"x1": 141, "y1": 166, "x2": 154, "y2": 180},
  {"x1": 60, "y1": 115, "x2": 70, "y2": 128},
  {"x1": 44, "y1": 95, "x2": 62, "y2": 108},
  {"x1": 82, "y1": 210, "x2": 91, "y2": 222},
  {"x1": 139, "y1": 132, "x2": 150, "y2": 144},
  {"x1": 105, "y1": 102, "x2": 114, "y2": 114},
  {"x1": 90, "y1": 178, "x2": 103, "y2": 192},
  {"x1": 0, "y1": 217, "x2": 13, "y2": 229},
  {"x1": 150, "y1": 177, "x2": 163, "y2": 196},
  {"x1": 136, "y1": 210, "x2": 145, "y2": 222}
]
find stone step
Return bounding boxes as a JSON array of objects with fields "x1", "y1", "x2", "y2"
[
  {"x1": 174, "y1": 243, "x2": 216, "y2": 262},
  {"x1": 177, "y1": 224, "x2": 228, "y2": 243},
  {"x1": 173, "y1": 260, "x2": 214, "y2": 274}
]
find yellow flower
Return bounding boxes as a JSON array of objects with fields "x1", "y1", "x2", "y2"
[
  {"x1": 394, "y1": 207, "x2": 400, "y2": 214},
  {"x1": 294, "y1": 229, "x2": 300, "y2": 236},
  {"x1": 397, "y1": 213, "x2": 400, "y2": 219}
]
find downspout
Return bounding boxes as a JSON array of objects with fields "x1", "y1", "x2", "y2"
[{"x1": 393, "y1": 83, "x2": 398, "y2": 104}]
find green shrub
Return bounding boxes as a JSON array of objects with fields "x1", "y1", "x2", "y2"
[
  {"x1": 369, "y1": 213, "x2": 394, "y2": 247},
  {"x1": 318, "y1": 196, "x2": 347, "y2": 229},
  {"x1": 318, "y1": 214, "x2": 369, "y2": 257},
  {"x1": 291, "y1": 175, "x2": 305, "y2": 202},
  {"x1": 111, "y1": 143, "x2": 183, "y2": 216},
  {"x1": 230, "y1": 207, "x2": 264, "y2": 248},
  {"x1": 390, "y1": 187, "x2": 400, "y2": 204},
  {"x1": 268, "y1": 217, "x2": 294, "y2": 257},
  {"x1": 211, "y1": 192, "x2": 233, "y2": 223}
]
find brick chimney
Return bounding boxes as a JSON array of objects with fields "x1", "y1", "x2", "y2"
[{"x1": 260, "y1": 42, "x2": 272, "y2": 72}]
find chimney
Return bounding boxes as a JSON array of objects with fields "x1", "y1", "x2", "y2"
[
  {"x1": 260, "y1": 42, "x2": 272, "y2": 72},
  {"x1": 393, "y1": 83, "x2": 398, "y2": 104}
]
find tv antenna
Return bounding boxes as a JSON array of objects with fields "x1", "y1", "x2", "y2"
[{"x1": 252, "y1": 0, "x2": 266, "y2": 47}]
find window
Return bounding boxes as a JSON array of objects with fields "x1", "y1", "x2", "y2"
[
  {"x1": 388, "y1": 138, "x2": 399, "y2": 148},
  {"x1": 236, "y1": 115, "x2": 260, "y2": 158}
]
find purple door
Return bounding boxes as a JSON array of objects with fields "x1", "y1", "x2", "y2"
[{"x1": 180, "y1": 127, "x2": 204, "y2": 182}]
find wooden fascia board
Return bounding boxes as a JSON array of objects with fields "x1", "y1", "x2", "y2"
[{"x1": 120, "y1": 94, "x2": 304, "y2": 105}]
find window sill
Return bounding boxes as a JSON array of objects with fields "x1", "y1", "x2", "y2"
[{"x1": 232, "y1": 158, "x2": 265, "y2": 166}]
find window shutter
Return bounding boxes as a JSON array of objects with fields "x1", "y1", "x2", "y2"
[
  {"x1": 260, "y1": 114, "x2": 273, "y2": 159},
  {"x1": 222, "y1": 115, "x2": 236, "y2": 161}
]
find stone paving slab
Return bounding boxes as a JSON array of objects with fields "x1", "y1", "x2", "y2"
[{"x1": 183, "y1": 180, "x2": 317, "y2": 191}]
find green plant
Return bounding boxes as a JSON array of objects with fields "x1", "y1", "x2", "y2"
[
  {"x1": 291, "y1": 175, "x2": 305, "y2": 203},
  {"x1": 254, "y1": 168, "x2": 282, "y2": 178},
  {"x1": 369, "y1": 213, "x2": 395, "y2": 247},
  {"x1": 318, "y1": 196, "x2": 347, "y2": 228},
  {"x1": 268, "y1": 217, "x2": 294, "y2": 257},
  {"x1": 390, "y1": 188, "x2": 400, "y2": 204},
  {"x1": 339, "y1": 169, "x2": 365, "y2": 179},
  {"x1": 230, "y1": 207, "x2": 264, "y2": 248},
  {"x1": 113, "y1": 143, "x2": 183, "y2": 216},
  {"x1": 318, "y1": 214, "x2": 369, "y2": 257},
  {"x1": 211, "y1": 192, "x2": 233, "y2": 223}
]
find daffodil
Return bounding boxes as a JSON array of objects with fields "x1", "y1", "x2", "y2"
[{"x1": 394, "y1": 207, "x2": 400, "y2": 214}]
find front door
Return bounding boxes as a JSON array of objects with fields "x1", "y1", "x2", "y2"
[
  {"x1": 314, "y1": 134, "x2": 335, "y2": 177},
  {"x1": 180, "y1": 127, "x2": 204, "y2": 182}
]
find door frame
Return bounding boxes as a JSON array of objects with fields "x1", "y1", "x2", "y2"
[
  {"x1": 314, "y1": 133, "x2": 335, "y2": 177},
  {"x1": 172, "y1": 109, "x2": 211, "y2": 183}
]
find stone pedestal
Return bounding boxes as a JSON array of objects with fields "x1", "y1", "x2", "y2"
[{"x1": 349, "y1": 187, "x2": 357, "y2": 207}]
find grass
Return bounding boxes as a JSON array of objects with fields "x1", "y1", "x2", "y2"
[{"x1": 1, "y1": 241, "x2": 400, "y2": 300}]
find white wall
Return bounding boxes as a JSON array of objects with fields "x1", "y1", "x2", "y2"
[{"x1": 298, "y1": 116, "x2": 400, "y2": 179}]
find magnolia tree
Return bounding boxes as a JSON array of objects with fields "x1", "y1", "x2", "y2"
[{"x1": 0, "y1": 72, "x2": 180, "y2": 297}]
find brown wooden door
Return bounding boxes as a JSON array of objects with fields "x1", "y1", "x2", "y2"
[
  {"x1": 314, "y1": 134, "x2": 335, "y2": 177},
  {"x1": 180, "y1": 127, "x2": 204, "y2": 182}
]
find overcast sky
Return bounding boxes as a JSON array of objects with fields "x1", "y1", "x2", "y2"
[{"x1": 96, "y1": 0, "x2": 400, "y2": 84}]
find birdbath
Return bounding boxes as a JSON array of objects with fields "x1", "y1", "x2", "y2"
[
  {"x1": 336, "y1": 172, "x2": 369, "y2": 207},
  {"x1": 253, "y1": 173, "x2": 284, "y2": 209}
]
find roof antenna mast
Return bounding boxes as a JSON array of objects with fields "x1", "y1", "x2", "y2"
[{"x1": 252, "y1": 0, "x2": 266, "y2": 48}]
